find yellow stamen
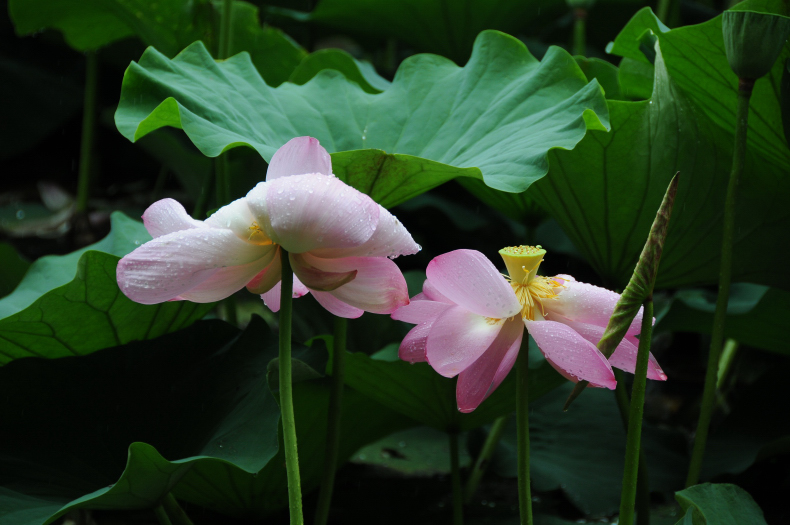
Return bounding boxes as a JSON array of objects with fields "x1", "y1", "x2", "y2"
[
  {"x1": 499, "y1": 245, "x2": 562, "y2": 320},
  {"x1": 247, "y1": 221, "x2": 272, "y2": 245}
]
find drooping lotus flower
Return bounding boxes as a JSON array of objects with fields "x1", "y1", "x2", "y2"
[
  {"x1": 392, "y1": 247, "x2": 666, "y2": 412},
  {"x1": 117, "y1": 137, "x2": 419, "y2": 318}
]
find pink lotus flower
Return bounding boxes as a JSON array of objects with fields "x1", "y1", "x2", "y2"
[
  {"x1": 117, "y1": 137, "x2": 419, "y2": 318},
  {"x1": 392, "y1": 247, "x2": 666, "y2": 413}
]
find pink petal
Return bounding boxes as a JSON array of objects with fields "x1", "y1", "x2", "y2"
[
  {"x1": 310, "y1": 206, "x2": 420, "y2": 259},
  {"x1": 297, "y1": 253, "x2": 410, "y2": 315},
  {"x1": 266, "y1": 136, "x2": 333, "y2": 180},
  {"x1": 246, "y1": 247, "x2": 282, "y2": 294},
  {"x1": 117, "y1": 228, "x2": 269, "y2": 304},
  {"x1": 391, "y1": 299, "x2": 451, "y2": 324},
  {"x1": 426, "y1": 250, "x2": 521, "y2": 319},
  {"x1": 547, "y1": 278, "x2": 645, "y2": 335},
  {"x1": 426, "y1": 306, "x2": 506, "y2": 378},
  {"x1": 247, "y1": 174, "x2": 380, "y2": 254},
  {"x1": 142, "y1": 198, "x2": 206, "y2": 238},
  {"x1": 311, "y1": 291, "x2": 364, "y2": 319},
  {"x1": 204, "y1": 196, "x2": 272, "y2": 245},
  {"x1": 177, "y1": 250, "x2": 277, "y2": 302},
  {"x1": 423, "y1": 279, "x2": 454, "y2": 304},
  {"x1": 549, "y1": 315, "x2": 666, "y2": 381},
  {"x1": 399, "y1": 323, "x2": 432, "y2": 363},
  {"x1": 456, "y1": 319, "x2": 523, "y2": 413},
  {"x1": 525, "y1": 320, "x2": 616, "y2": 389},
  {"x1": 260, "y1": 275, "x2": 310, "y2": 313},
  {"x1": 291, "y1": 253, "x2": 357, "y2": 291}
]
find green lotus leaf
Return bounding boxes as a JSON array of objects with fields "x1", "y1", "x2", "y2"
[
  {"x1": 675, "y1": 483, "x2": 768, "y2": 525},
  {"x1": 115, "y1": 30, "x2": 609, "y2": 205}
]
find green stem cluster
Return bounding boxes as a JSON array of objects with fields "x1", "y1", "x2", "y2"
[
  {"x1": 685, "y1": 80, "x2": 753, "y2": 488},
  {"x1": 618, "y1": 300, "x2": 654, "y2": 525},
  {"x1": 314, "y1": 316, "x2": 348, "y2": 525},
  {"x1": 279, "y1": 249, "x2": 304, "y2": 524},
  {"x1": 464, "y1": 415, "x2": 509, "y2": 503},
  {"x1": 516, "y1": 336, "x2": 533, "y2": 525}
]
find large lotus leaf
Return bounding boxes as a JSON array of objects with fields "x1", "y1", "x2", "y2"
[
  {"x1": 656, "y1": 284, "x2": 790, "y2": 355},
  {"x1": 0, "y1": 318, "x2": 281, "y2": 525},
  {"x1": 341, "y1": 340, "x2": 566, "y2": 432},
  {"x1": 0, "y1": 251, "x2": 213, "y2": 365},
  {"x1": 288, "y1": 48, "x2": 391, "y2": 94},
  {"x1": 0, "y1": 243, "x2": 30, "y2": 299},
  {"x1": 9, "y1": 0, "x2": 305, "y2": 86},
  {"x1": 489, "y1": 384, "x2": 686, "y2": 516},
  {"x1": 529, "y1": 5, "x2": 790, "y2": 291},
  {"x1": 675, "y1": 483, "x2": 768, "y2": 525},
  {"x1": 273, "y1": 0, "x2": 568, "y2": 63},
  {"x1": 178, "y1": 378, "x2": 416, "y2": 517},
  {"x1": 0, "y1": 212, "x2": 151, "y2": 319},
  {"x1": 115, "y1": 30, "x2": 609, "y2": 204}
]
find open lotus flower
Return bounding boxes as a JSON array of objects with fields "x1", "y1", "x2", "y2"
[
  {"x1": 117, "y1": 137, "x2": 419, "y2": 318},
  {"x1": 392, "y1": 247, "x2": 666, "y2": 413}
]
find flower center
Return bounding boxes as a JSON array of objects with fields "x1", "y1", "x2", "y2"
[
  {"x1": 499, "y1": 245, "x2": 561, "y2": 320},
  {"x1": 247, "y1": 221, "x2": 272, "y2": 245}
]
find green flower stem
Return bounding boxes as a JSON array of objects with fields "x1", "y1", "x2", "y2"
[
  {"x1": 450, "y1": 431, "x2": 464, "y2": 525},
  {"x1": 215, "y1": 154, "x2": 231, "y2": 207},
  {"x1": 314, "y1": 315, "x2": 348, "y2": 525},
  {"x1": 192, "y1": 169, "x2": 215, "y2": 219},
  {"x1": 613, "y1": 370, "x2": 651, "y2": 525},
  {"x1": 279, "y1": 248, "x2": 304, "y2": 524},
  {"x1": 656, "y1": 0, "x2": 672, "y2": 25},
  {"x1": 573, "y1": 9, "x2": 587, "y2": 56},
  {"x1": 686, "y1": 80, "x2": 753, "y2": 489},
  {"x1": 717, "y1": 338, "x2": 739, "y2": 390},
  {"x1": 153, "y1": 504, "x2": 174, "y2": 525},
  {"x1": 162, "y1": 493, "x2": 194, "y2": 525},
  {"x1": 218, "y1": 0, "x2": 234, "y2": 60},
  {"x1": 618, "y1": 299, "x2": 654, "y2": 525},
  {"x1": 463, "y1": 414, "x2": 509, "y2": 504},
  {"x1": 516, "y1": 335, "x2": 533, "y2": 525},
  {"x1": 76, "y1": 50, "x2": 98, "y2": 214}
]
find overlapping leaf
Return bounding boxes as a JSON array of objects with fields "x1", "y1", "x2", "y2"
[
  {"x1": 675, "y1": 483, "x2": 768, "y2": 525},
  {"x1": 115, "y1": 30, "x2": 609, "y2": 206},
  {"x1": 529, "y1": 2, "x2": 790, "y2": 291}
]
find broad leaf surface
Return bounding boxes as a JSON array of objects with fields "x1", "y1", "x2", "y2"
[
  {"x1": 0, "y1": 243, "x2": 30, "y2": 299},
  {"x1": 530, "y1": 3, "x2": 790, "y2": 291},
  {"x1": 675, "y1": 483, "x2": 768, "y2": 525},
  {"x1": 0, "y1": 251, "x2": 213, "y2": 365},
  {"x1": 288, "y1": 48, "x2": 390, "y2": 94},
  {"x1": 115, "y1": 30, "x2": 609, "y2": 205},
  {"x1": 490, "y1": 384, "x2": 686, "y2": 516},
  {"x1": 0, "y1": 212, "x2": 150, "y2": 320},
  {"x1": 9, "y1": 0, "x2": 305, "y2": 86},
  {"x1": 0, "y1": 318, "x2": 280, "y2": 525},
  {"x1": 342, "y1": 340, "x2": 566, "y2": 432},
  {"x1": 657, "y1": 284, "x2": 790, "y2": 355}
]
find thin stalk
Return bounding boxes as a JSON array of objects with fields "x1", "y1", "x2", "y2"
[
  {"x1": 463, "y1": 415, "x2": 509, "y2": 503},
  {"x1": 656, "y1": 0, "x2": 672, "y2": 25},
  {"x1": 716, "y1": 338, "x2": 739, "y2": 390},
  {"x1": 450, "y1": 431, "x2": 464, "y2": 525},
  {"x1": 573, "y1": 9, "x2": 587, "y2": 56},
  {"x1": 618, "y1": 300, "x2": 654, "y2": 525},
  {"x1": 613, "y1": 370, "x2": 651, "y2": 525},
  {"x1": 314, "y1": 316, "x2": 348, "y2": 525},
  {"x1": 516, "y1": 335, "x2": 533, "y2": 525},
  {"x1": 218, "y1": 0, "x2": 234, "y2": 60},
  {"x1": 193, "y1": 169, "x2": 215, "y2": 219},
  {"x1": 161, "y1": 493, "x2": 194, "y2": 525},
  {"x1": 76, "y1": 50, "x2": 98, "y2": 214},
  {"x1": 686, "y1": 80, "x2": 753, "y2": 488},
  {"x1": 150, "y1": 165, "x2": 168, "y2": 204},
  {"x1": 153, "y1": 504, "x2": 174, "y2": 525},
  {"x1": 279, "y1": 248, "x2": 304, "y2": 524}
]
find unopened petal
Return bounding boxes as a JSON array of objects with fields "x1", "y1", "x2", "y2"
[
  {"x1": 298, "y1": 253, "x2": 410, "y2": 314},
  {"x1": 426, "y1": 306, "x2": 505, "y2": 378},
  {"x1": 249, "y1": 173, "x2": 379, "y2": 254},
  {"x1": 525, "y1": 320, "x2": 616, "y2": 389},
  {"x1": 260, "y1": 275, "x2": 310, "y2": 312},
  {"x1": 117, "y1": 228, "x2": 268, "y2": 304},
  {"x1": 426, "y1": 250, "x2": 521, "y2": 319},
  {"x1": 142, "y1": 198, "x2": 206, "y2": 238},
  {"x1": 457, "y1": 319, "x2": 523, "y2": 413},
  {"x1": 266, "y1": 136, "x2": 333, "y2": 180}
]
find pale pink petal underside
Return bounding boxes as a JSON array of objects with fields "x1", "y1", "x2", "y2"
[
  {"x1": 525, "y1": 320, "x2": 616, "y2": 389},
  {"x1": 456, "y1": 319, "x2": 523, "y2": 413},
  {"x1": 142, "y1": 198, "x2": 206, "y2": 238},
  {"x1": 422, "y1": 279, "x2": 454, "y2": 304},
  {"x1": 266, "y1": 136, "x2": 333, "y2": 180},
  {"x1": 548, "y1": 278, "x2": 645, "y2": 335},
  {"x1": 391, "y1": 299, "x2": 451, "y2": 324},
  {"x1": 246, "y1": 247, "x2": 282, "y2": 294},
  {"x1": 299, "y1": 253, "x2": 410, "y2": 315},
  {"x1": 253, "y1": 173, "x2": 380, "y2": 254},
  {"x1": 117, "y1": 228, "x2": 267, "y2": 304},
  {"x1": 399, "y1": 322, "x2": 433, "y2": 363},
  {"x1": 426, "y1": 306, "x2": 505, "y2": 378},
  {"x1": 290, "y1": 253, "x2": 357, "y2": 291},
  {"x1": 311, "y1": 291, "x2": 364, "y2": 319},
  {"x1": 426, "y1": 249, "x2": 521, "y2": 319},
  {"x1": 177, "y1": 250, "x2": 276, "y2": 303},
  {"x1": 261, "y1": 275, "x2": 310, "y2": 312}
]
